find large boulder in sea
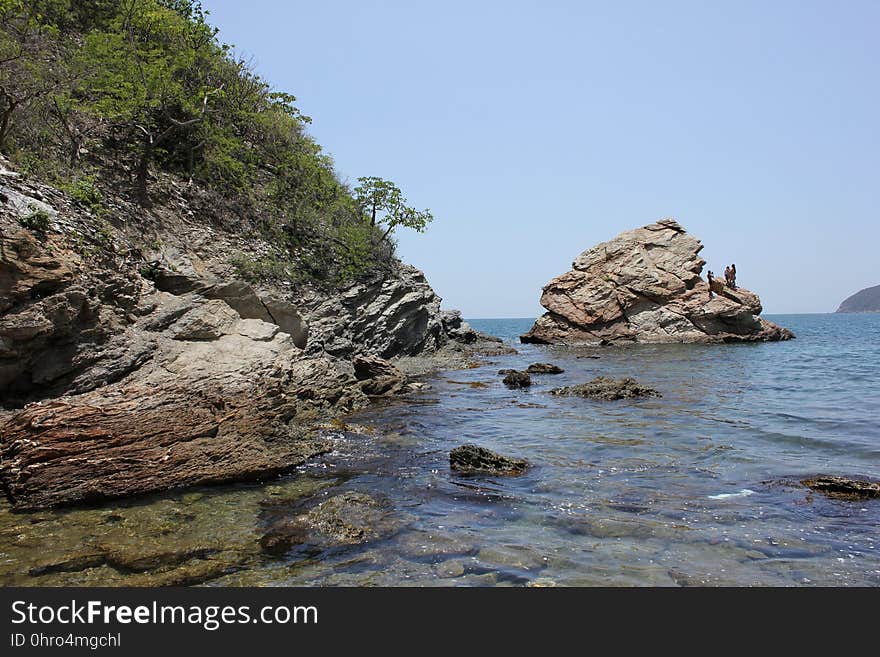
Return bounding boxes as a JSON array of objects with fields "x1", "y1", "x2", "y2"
[{"x1": 521, "y1": 218, "x2": 794, "y2": 345}]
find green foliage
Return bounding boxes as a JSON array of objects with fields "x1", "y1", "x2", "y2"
[
  {"x1": 0, "y1": 0, "x2": 435, "y2": 287},
  {"x1": 333, "y1": 221, "x2": 385, "y2": 283},
  {"x1": 230, "y1": 252, "x2": 295, "y2": 284},
  {"x1": 59, "y1": 175, "x2": 103, "y2": 213},
  {"x1": 139, "y1": 260, "x2": 160, "y2": 280},
  {"x1": 18, "y1": 206, "x2": 51, "y2": 232},
  {"x1": 353, "y1": 176, "x2": 433, "y2": 240}
]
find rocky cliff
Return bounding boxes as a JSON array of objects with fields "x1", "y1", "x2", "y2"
[
  {"x1": 836, "y1": 284, "x2": 880, "y2": 313},
  {"x1": 0, "y1": 165, "x2": 489, "y2": 509},
  {"x1": 521, "y1": 219, "x2": 793, "y2": 345}
]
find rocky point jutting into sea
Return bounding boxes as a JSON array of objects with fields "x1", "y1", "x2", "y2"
[
  {"x1": 0, "y1": 161, "x2": 504, "y2": 510},
  {"x1": 521, "y1": 218, "x2": 793, "y2": 345},
  {"x1": 836, "y1": 284, "x2": 880, "y2": 313}
]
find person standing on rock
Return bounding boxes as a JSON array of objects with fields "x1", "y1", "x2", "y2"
[
  {"x1": 724, "y1": 266, "x2": 732, "y2": 287},
  {"x1": 707, "y1": 271, "x2": 715, "y2": 299},
  {"x1": 729, "y1": 264, "x2": 737, "y2": 289}
]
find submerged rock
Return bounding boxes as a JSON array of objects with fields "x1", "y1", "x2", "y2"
[
  {"x1": 550, "y1": 376, "x2": 660, "y2": 400},
  {"x1": 260, "y1": 492, "x2": 400, "y2": 555},
  {"x1": 801, "y1": 475, "x2": 880, "y2": 500},
  {"x1": 521, "y1": 218, "x2": 794, "y2": 345},
  {"x1": 449, "y1": 445, "x2": 528, "y2": 476},
  {"x1": 502, "y1": 370, "x2": 531, "y2": 388},
  {"x1": 526, "y1": 362, "x2": 564, "y2": 374}
]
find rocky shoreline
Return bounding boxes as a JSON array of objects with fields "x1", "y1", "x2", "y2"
[
  {"x1": 3, "y1": 172, "x2": 870, "y2": 591},
  {"x1": 0, "y1": 166, "x2": 505, "y2": 510}
]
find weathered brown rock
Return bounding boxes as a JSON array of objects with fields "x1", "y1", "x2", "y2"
[
  {"x1": 801, "y1": 475, "x2": 880, "y2": 500},
  {"x1": 0, "y1": 227, "x2": 155, "y2": 404},
  {"x1": 521, "y1": 218, "x2": 793, "y2": 344},
  {"x1": 352, "y1": 353, "x2": 406, "y2": 396},
  {"x1": 449, "y1": 445, "x2": 528, "y2": 476},
  {"x1": 551, "y1": 376, "x2": 660, "y2": 400},
  {"x1": 0, "y1": 338, "x2": 366, "y2": 509},
  {"x1": 502, "y1": 370, "x2": 531, "y2": 388},
  {"x1": 0, "y1": 229, "x2": 75, "y2": 313},
  {"x1": 526, "y1": 362, "x2": 564, "y2": 374}
]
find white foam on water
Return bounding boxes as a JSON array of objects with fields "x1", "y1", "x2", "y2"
[{"x1": 708, "y1": 489, "x2": 756, "y2": 500}]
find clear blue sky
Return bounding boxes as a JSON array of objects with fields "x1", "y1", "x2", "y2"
[{"x1": 203, "y1": 0, "x2": 878, "y2": 317}]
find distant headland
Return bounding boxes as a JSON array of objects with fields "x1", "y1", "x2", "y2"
[{"x1": 836, "y1": 284, "x2": 880, "y2": 313}]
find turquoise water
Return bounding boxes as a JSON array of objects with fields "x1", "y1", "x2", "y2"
[
  {"x1": 3, "y1": 314, "x2": 878, "y2": 586},
  {"x1": 279, "y1": 313, "x2": 880, "y2": 586}
]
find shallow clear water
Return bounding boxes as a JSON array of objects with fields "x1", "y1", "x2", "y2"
[{"x1": 1, "y1": 314, "x2": 878, "y2": 586}]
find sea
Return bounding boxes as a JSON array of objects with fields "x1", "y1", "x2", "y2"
[{"x1": 1, "y1": 313, "x2": 878, "y2": 586}]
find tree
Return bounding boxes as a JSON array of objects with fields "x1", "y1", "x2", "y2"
[
  {"x1": 353, "y1": 176, "x2": 433, "y2": 242},
  {"x1": 0, "y1": 0, "x2": 72, "y2": 154},
  {"x1": 80, "y1": 0, "x2": 220, "y2": 206}
]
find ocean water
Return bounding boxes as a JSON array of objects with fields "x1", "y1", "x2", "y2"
[{"x1": 1, "y1": 314, "x2": 878, "y2": 586}]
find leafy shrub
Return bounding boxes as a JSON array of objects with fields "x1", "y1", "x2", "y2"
[
  {"x1": 60, "y1": 176, "x2": 104, "y2": 214},
  {"x1": 230, "y1": 253, "x2": 295, "y2": 283},
  {"x1": 18, "y1": 207, "x2": 51, "y2": 232}
]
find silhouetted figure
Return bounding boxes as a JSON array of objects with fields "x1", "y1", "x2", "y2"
[
  {"x1": 707, "y1": 271, "x2": 714, "y2": 299},
  {"x1": 729, "y1": 263, "x2": 737, "y2": 289}
]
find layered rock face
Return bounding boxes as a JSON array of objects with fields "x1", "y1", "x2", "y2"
[
  {"x1": 0, "y1": 226, "x2": 367, "y2": 508},
  {"x1": 0, "y1": 170, "x2": 476, "y2": 509},
  {"x1": 522, "y1": 219, "x2": 793, "y2": 345},
  {"x1": 296, "y1": 265, "x2": 446, "y2": 358}
]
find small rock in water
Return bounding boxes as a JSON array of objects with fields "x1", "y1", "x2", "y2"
[
  {"x1": 449, "y1": 445, "x2": 528, "y2": 476},
  {"x1": 801, "y1": 475, "x2": 880, "y2": 500},
  {"x1": 526, "y1": 362, "x2": 564, "y2": 374},
  {"x1": 550, "y1": 376, "x2": 660, "y2": 400},
  {"x1": 502, "y1": 370, "x2": 531, "y2": 388},
  {"x1": 527, "y1": 578, "x2": 558, "y2": 587},
  {"x1": 434, "y1": 559, "x2": 467, "y2": 578},
  {"x1": 259, "y1": 491, "x2": 399, "y2": 555}
]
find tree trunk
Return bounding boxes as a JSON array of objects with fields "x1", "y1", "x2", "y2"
[
  {"x1": 186, "y1": 140, "x2": 204, "y2": 184},
  {"x1": 187, "y1": 144, "x2": 195, "y2": 184},
  {"x1": 68, "y1": 133, "x2": 83, "y2": 168},
  {"x1": 0, "y1": 100, "x2": 18, "y2": 155},
  {"x1": 136, "y1": 137, "x2": 153, "y2": 208}
]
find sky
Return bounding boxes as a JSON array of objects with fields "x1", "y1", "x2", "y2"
[{"x1": 202, "y1": 0, "x2": 879, "y2": 317}]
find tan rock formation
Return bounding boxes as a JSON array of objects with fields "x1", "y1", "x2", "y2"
[{"x1": 521, "y1": 219, "x2": 793, "y2": 344}]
